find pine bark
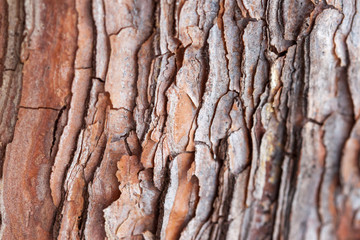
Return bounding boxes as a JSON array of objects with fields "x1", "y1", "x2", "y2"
[{"x1": 0, "y1": 0, "x2": 360, "y2": 239}]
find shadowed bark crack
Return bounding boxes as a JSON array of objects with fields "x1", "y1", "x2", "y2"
[{"x1": 1, "y1": 0, "x2": 360, "y2": 239}]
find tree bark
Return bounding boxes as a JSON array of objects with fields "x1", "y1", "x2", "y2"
[{"x1": 0, "y1": 0, "x2": 359, "y2": 239}]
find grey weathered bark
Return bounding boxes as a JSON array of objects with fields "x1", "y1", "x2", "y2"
[{"x1": 0, "y1": 0, "x2": 360, "y2": 239}]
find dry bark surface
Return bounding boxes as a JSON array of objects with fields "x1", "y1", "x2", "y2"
[{"x1": 0, "y1": 0, "x2": 360, "y2": 239}]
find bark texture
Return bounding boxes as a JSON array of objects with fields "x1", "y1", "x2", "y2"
[{"x1": 0, "y1": 0, "x2": 360, "y2": 239}]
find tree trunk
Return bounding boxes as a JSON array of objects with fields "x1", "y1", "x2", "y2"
[{"x1": 0, "y1": 0, "x2": 359, "y2": 239}]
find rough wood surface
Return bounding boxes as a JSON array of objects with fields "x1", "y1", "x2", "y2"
[{"x1": 0, "y1": 0, "x2": 359, "y2": 239}]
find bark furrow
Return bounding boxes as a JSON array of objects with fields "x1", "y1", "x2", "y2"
[{"x1": 0, "y1": 0, "x2": 359, "y2": 239}]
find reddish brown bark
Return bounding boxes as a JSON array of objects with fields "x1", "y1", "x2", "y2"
[{"x1": 0, "y1": 0, "x2": 360, "y2": 239}]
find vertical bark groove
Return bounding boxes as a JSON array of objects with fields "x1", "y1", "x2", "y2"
[{"x1": 0, "y1": 0, "x2": 360, "y2": 239}]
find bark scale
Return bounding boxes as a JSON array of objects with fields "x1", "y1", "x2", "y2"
[{"x1": 0, "y1": 0, "x2": 359, "y2": 239}]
